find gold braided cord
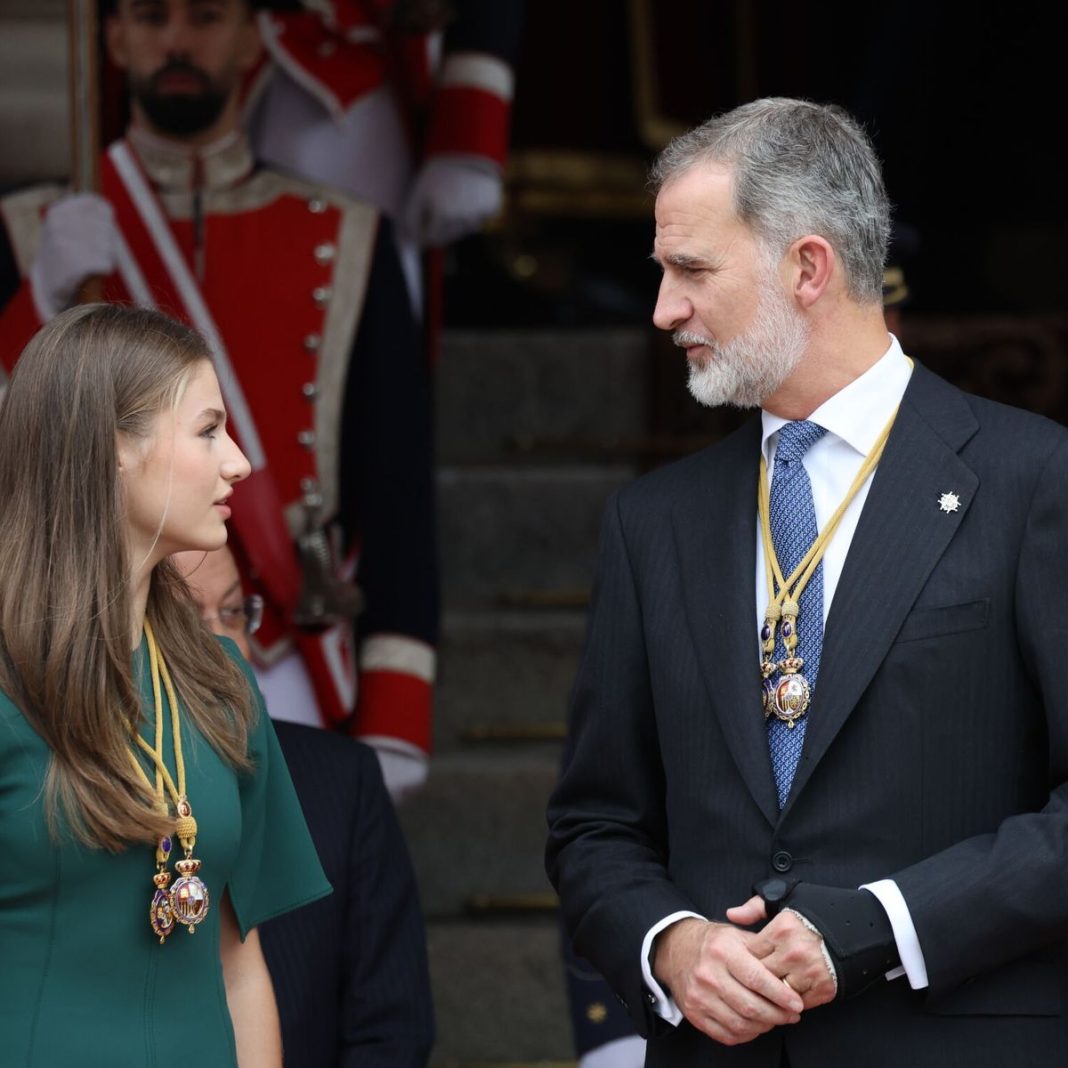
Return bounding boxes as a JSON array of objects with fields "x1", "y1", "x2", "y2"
[
  {"x1": 153, "y1": 626, "x2": 186, "y2": 798},
  {"x1": 145, "y1": 625, "x2": 164, "y2": 800},
  {"x1": 154, "y1": 639, "x2": 197, "y2": 847},
  {"x1": 132, "y1": 734, "x2": 181, "y2": 805},
  {"x1": 758, "y1": 405, "x2": 900, "y2": 618},
  {"x1": 125, "y1": 745, "x2": 160, "y2": 796},
  {"x1": 127, "y1": 620, "x2": 197, "y2": 850}
]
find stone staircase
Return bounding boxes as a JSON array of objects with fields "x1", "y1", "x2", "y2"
[{"x1": 399, "y1": 328, "x2": 651, "y2": 1065}]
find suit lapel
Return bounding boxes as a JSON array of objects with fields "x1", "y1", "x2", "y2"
[
  {"x1": 780, "y1": 365, "x2": 980, "y2": 816},
  {"x1": 672, "y1": 419, "x2": 781, "y2": 827}
]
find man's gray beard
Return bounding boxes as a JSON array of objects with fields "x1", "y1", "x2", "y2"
[{"x1": 679, "y1": 274, "x2": 810, "y2": 410}]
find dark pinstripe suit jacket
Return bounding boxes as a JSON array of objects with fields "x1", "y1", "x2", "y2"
[
  {"x1": 261, "y1": 724, "x2": 434, "y2": 1067},
  {"x1": 547, "y1": 364, "x2": 1068, "y2": 1067}
]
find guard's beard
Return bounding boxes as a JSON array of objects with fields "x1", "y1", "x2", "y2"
[
  {"x1": 131, "y1": 62, "x2": 229, "y2": 138},
  {"x1": 677, "y1": 263, "x2": 810, "y2": 410}
]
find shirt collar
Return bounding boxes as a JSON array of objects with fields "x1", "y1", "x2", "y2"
[
  {"x1": 761, "y1": 335, "x2": 913, "y2": 464},
  {"x1": 126, "y1": 125, "x2": 254, "y2": 194}
]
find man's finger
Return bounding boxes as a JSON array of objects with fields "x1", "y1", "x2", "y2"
[
  {"x1": 725, "y1": 894, "x2": 767, "y2": 926},
  {"x1": 746, "y1": 914, "x2": 839, "y2": 1009},
  {"x1": 750, "y1": 911, "x2": 824, "y2": 964},
  {"x1": 685, "y1": 973, "x2": 800, "y2": 1046},
  {"x1": 727, "y1": 953, "x2": 804, "y2": 1014}
]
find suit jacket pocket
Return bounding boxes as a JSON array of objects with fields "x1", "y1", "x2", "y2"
[
  {"x1": 894, "y1": 597, "x2": 990, "y2": 644},
  {"x1": 924, "y1": 956, "x2": 1061, "y2": 1016}
]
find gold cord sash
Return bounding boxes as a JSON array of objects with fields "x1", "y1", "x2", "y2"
[
  {"x1": 758, "y1": 404, "x2": 900, "y2": 726},
  {"x1": 126, "y1": 620, "x2": 210, "y2": 941}
]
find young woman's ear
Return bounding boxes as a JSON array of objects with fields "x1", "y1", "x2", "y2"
[{"x1": 116, "y1": 434, "x2": 139, "y2": 473}]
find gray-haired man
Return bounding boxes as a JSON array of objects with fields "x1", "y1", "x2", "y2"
[{"x1": 547, "y1": 98, "x2": 1068, "y2": 1066}]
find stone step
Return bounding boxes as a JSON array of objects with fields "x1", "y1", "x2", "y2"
[
  {"x1": 437, "y1": 329, "x2": 649, "y2": 465},
  {"x1": 398, "y1": 751, "x2": 560, "y2": 919},
  {"x1": 426, "y1": 918, "x2": 571, "y2": 1066},
  {"x1": 437, "y1": 464, "x2": 634, "y2": 609},
  {"x1": 434, "y1": 609, "x2": 586, "y2": 751}
]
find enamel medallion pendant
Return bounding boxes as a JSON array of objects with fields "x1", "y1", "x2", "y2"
[
  {"x1": 149, "y1": 833, "x2": 176, "y2": 943},
  {"x1": 170, "y1": 857, "x2": 210, "y2": 933},
  {"x1": 771, "y1": 657, "x2": 811, "y2": 728},
  {"x1": 150, "y1": 875, "x2": 176, "y2": 943},
  {"x1": 170, "y1": 797, "x2": 210, "y2": 933}
]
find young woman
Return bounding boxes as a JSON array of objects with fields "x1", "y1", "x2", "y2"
[{"x1": 0, "y1": 304, "x2": 330, "y2": 1066}]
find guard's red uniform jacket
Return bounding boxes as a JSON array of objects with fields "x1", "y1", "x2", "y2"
[
  {"x1": 251, "y1": 0, "x2": 522, "y2": 170},
  {"x1": 0, "y1": 129, "x2": 438, "y2": 758}
]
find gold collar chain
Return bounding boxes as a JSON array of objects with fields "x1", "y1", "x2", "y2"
[
  {"x1": 126, "y1": 620, "x2": 211, "y2": 943},
  {"x1": 757, "y1": 404, "x2": 900, "y2": 727}
]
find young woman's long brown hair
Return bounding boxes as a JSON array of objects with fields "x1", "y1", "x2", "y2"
[{"x1": 0, "y1": 304, "x2": 254, "y2": 850}]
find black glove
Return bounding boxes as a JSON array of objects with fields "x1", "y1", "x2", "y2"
[{"x1": 754, "y1": 878, "x2": 901, "y2": 1000}]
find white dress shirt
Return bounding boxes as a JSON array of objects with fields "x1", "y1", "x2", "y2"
[{"x1": 642, "y1": 336, "x2": 928, "y2": 1025}]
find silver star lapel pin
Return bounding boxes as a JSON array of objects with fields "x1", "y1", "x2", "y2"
[{"x1": 938, "y1": 491, "x2": 961, "y2": 514}]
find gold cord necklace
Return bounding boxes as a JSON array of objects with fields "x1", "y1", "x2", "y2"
[
  {"x1": 126, "y1": 619, "x2": 210, "y2": 943},
  {"x1": 757, "y1": 406, "x2": 899, "y2": 727}
]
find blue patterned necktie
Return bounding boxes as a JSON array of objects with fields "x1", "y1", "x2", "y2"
[{"x1": 767, "y1": 420, "x2": 828, "y2": 808}]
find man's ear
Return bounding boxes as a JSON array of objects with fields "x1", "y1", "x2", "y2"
[
  {"x1": 105, "y1": 14, "x2": 129, "y2": 71},
  {"x1": 787, "y1": 235, "x2": 835, "y2": 309}
]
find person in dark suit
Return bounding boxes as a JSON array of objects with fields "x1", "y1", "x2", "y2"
[
  {"x1": 261, "y1": 721, "x2": 435, "y2": 1068},
  {"x1": 546, "y1": 97, "x2": 1068, "y2": 1067},
  {"x1": 176, "y1": 546, "x2": 435, "y2": 1067}
]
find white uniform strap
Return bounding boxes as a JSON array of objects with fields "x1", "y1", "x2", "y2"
[
  {"x1": 107, "y1": 141, "x2": 267, "y2": 471},
  {"x1": 114, "y1": 229, "x2": 156, "y2": 310}
]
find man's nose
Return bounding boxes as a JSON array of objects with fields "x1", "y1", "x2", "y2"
[
  {"x1": 159, "y1": 14, "x2": 195, "y2": 56},
  {"x1": 652, "y1": 277, "x2": 691, "y2": 333}
]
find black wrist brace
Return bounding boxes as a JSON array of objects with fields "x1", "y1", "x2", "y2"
[{"x1": 754, "y1": 879, "x2": 901, "y2": 1000}]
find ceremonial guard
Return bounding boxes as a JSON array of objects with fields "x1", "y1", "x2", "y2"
[
  {"x1": 0, "y1": 0, "x2": 437, "y2": 797},
  {"x1": 248, "y1": 0, "x2": 523, "y2": 306}
]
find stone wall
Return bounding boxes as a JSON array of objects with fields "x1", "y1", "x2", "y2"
[{"x1": 0, "y1": 2, "x2": 69, "y2": 188}]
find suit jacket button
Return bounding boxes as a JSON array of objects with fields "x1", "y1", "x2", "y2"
[{"x1": 772, "y1": 850, "x2": 793, "y2": 873}]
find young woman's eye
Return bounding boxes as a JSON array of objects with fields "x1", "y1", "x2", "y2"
[{"x1": 200, "y1": 424, "x2": 218, "y2": 440}]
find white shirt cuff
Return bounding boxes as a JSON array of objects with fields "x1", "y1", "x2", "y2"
[
  {"x1": 861, "y1": 879, "x2": 929, "y2": 989},
  {"x1": 579, "y1": 1034, "x2": 647, "y2": 1068},
  {"x1": 640, "y1": 911, "x2": 706, "y2": 1024}
]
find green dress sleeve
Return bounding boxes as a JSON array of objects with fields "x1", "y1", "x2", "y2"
[{"x1": 219, "y1": 638, "x2": 333, "y2": 938}]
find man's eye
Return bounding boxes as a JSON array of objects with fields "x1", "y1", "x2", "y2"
[{"x1": 190, "y1": 2, "x2": 227, "y2": 22}]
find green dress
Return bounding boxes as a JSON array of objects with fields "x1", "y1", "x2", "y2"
[{"x1": 0, "y1": 637, "x2": 331, "y2": 1067}]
